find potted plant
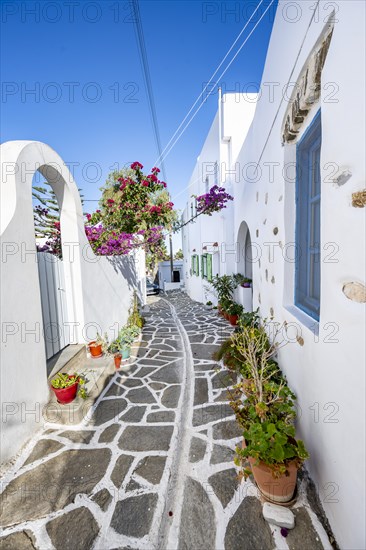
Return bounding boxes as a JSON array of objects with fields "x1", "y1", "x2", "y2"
[
  {"x1": 211, "y1": 275, "x2": 236, "y2": 313},
  {"x1": 241, "y1": 277, "x2": 252, "y2": 288},
  {"x1": 119, "y1": 324, "x2": 141, "y2": 361},
  {"x1": 226, "y1": 302, "x2": 243, "y2": 326},
  {"x1": 205, "y1": 300, "x2": 213, "y2": 310},
  {"x1": 88, "y1": 333, "x2": 103, "y2": 358},
  {"x1": 107, "y1": 339, "x2": 123, "y2": 368},
  {"x1": 50, "y1": 372, "x2": 87, "y2": 405},
  {"x1": 229, "y1": 322, "x2": 309, "y2": 504}
]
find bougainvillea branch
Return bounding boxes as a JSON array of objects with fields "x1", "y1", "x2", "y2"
[
  {"x1": 172, "y1": 184, "x2": 233, "y2": 233},
  {"x1": 195, "y1": 185, "x2": 233, "y2": 215}
]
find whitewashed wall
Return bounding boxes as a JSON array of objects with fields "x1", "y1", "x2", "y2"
[
  {"x1": 183, "y1": 96, "x2": 257, "y2": 304},
  {"x1": 183, "y1": 2, "x2": 366, "y2": 548},
  {"x1": 0, "y1": 141, "x2": 145, "y2": 465}
]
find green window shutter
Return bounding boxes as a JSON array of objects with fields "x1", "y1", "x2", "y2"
[
  {"x1": 207, "y1": 254, "x2": 212, "y2": 282},
  {"x1": 193, "y1": 255, "x2": 197, "y2": 276},
  {"x1": 191, "y1": 255, "x2": 194, "y2": 273},
  {"x1": 201, "y1": 255, "x2": 204, "y2": 279},
  {"x1": 196, "y1": 255, "x2": 199, "y2": 276}
]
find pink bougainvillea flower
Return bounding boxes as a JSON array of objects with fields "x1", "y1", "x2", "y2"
[
  {"x1": 151, "y1": 167, "x2": 160, "y2": 173},
  {"x1": 131, "y1": 161, "x2": 143, "y2": 170},
  {"x1": 142, "y1": 180, "x2": 150, "y2": 187},
  {"x1": 149, "y1": 174, "x2": 158, "y2": 183}
]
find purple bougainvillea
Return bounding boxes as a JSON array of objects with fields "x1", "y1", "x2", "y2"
[{"x1": 195, "y1": 185, "x2": 233, "y2": 216}]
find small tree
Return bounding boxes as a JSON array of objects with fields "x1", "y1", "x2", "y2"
[{"x1": 33, "y1": 181, "x2": 84, "y2": 259}]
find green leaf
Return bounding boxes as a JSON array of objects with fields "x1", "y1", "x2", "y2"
[
  {"x1": 267, "y1": 423, "x2": 276, "y2": 437},
  {"x1": 272, "y1": 442, "x2": 285, "y2": 462}
]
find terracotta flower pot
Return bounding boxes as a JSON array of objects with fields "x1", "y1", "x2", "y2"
[
  {"x1": 51, "y1": 380, "x2": 78, "y2": 405},
  {"x1": 114, "y1": 354, "x2": 122, "y2": 369},
  {"x1": 228, "y1": 314, "x2": 239, "y2": 326},
  {"x1": 242, "y1": 440, "x2": 298, "y2": 503},
  {"x1": 89, "y1": 341, "x2": 102, "y2": 358}
]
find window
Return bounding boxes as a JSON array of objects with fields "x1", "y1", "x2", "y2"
[
  {"x1": 191, "y1": 254, "x2": 199, "y2": 276},
  {"x1": 201, "y1": 254, "x2": 213, "y2": 281},
  {"x1": 295, "y1": 110, "x2": 321, "y2": 321}
]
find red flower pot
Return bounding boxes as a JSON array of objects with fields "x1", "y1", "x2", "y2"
[
  {"x1": 228, "y1": 314, "x2": 239, "y2": 326},
  {"x1": 51, "y1": 380, "x2": 78, "y2": 405},
  {"x1": 114, "y1": 354, "x2": 122, "y2": 369},
  {"x1": 89, "y1": 341, "x2": 103, "y2": 357}
]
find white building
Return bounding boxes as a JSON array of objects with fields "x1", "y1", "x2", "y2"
[
  {"x1": 158, "y1": 260, "x2": 184, "y2": 291},
  {"x1": 182, "y1": 2, "x2": 366, "y2": 549}
]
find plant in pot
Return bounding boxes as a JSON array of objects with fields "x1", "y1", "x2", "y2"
[
  {"x1": 107, "y1": 338, "x2": 123, "y2": 368},
  {"x1": 238, "y1": 307, "x2": 260, "y2": 329},
  {"x1": 50, "y1": 372, "x2": 87, "y2": 405},
  {"x1": 212, "y1": 338, "x2": 243, "y2": 371},
  {"x1": 229, "y1": 322, "x2": 309, "y2": 504},
  {"x1": 119, "y1": 324, "x2": 140, "y2": 361},
  {"x1": 220, "y1": 298, "x2": 231, "y2": 320},
  {"x1": 226, "y1": 301, "x2": 243, "y2": 326},
  {"x1": 205, "y1": 300, "x2": 213, "y2": 310},
  {"x1": 88, "y1": 333, "x2": 103, "y2": 358},
  {"x1": 211, "y1": 274, "x2": 236, "y2": 314},
  {"x1": 241, "y1": 277, "x2": 252, "y2": 288}
]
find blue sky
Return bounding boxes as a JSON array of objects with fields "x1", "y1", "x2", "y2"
[{"x1": 1, "y1": 0, "x2": 277, "y2": 234}]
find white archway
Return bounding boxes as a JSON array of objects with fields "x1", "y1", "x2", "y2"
[
  {"x1": 237, "y1": 220, "x2": 253, "y2": 279},
  {"x1": 1, "y1": 141, "x2": 86, "y2": 339},
  {"x1": 0, "y1": 140, "x2": 146, "y2": 465},
  {"x1": 0, "y1": 141, "x2": 86, "y2": 464},
  {"x1": 236, "y1": 220, "x2": 253, "y2": 311}
]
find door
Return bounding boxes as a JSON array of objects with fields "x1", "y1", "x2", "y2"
[{"x1": 37, "y1": 252, "x2": 70, "y2": 359}]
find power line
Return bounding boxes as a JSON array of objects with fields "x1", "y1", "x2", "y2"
[
  {"x1": 158, "y1": 0, "x2": 276, "y2": 166},
  {"x1": 155, "y1": 0, "x2": 266, "y2": 166},
  {"x1": 132, "y1": 0, "x2": 167, "y2": 182}
]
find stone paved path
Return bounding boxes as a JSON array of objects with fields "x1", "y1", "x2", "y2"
[{"x1": 0, "y1": 292, "x2": 334, "y2": 550}]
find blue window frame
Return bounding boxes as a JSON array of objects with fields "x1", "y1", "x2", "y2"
[{"x1": 295, "y1": 110, "x2": 321, "y2": 321}]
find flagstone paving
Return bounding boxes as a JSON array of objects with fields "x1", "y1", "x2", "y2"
[{"x1": 0, "y1": 292, "x2": 334, "y2": 549}]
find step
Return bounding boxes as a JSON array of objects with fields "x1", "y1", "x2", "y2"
[
  {"x1": 47, "y1": 344, "x2": 85, "y2": 379},
  {"x1": 44, "y1": 342, "x2": 142, "y2": 426}
]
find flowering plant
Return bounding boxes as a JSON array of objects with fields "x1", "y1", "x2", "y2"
[
  {"x1": 85, "y1": 162, "x2": 176, "y2": 257},
  {"x1": 195, "y1": 185, "x2": 233, "y2": 216}
]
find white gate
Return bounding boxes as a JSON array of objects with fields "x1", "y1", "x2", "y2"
[{"x1": 37, "y1": 252, "x2": 70, "y2": 359}]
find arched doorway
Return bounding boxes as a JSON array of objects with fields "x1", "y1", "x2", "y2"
[
  {"x1": 237, "y1": 221, "x2": 253, "y2": 311},
  {"x1": 0, "y1": 140, "x2": 87, "y2": 463},
  {"x1": 33, "y1": 172, "x2": 72, "y2": 363}
]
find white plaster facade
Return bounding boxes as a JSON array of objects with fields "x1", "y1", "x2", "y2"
[
  {"x1": 0, "y1": 141, "x2": 146, "y2": 465},
  {"x1": 182, "y1": 2, "x2": 366, "y2": 548},
  {"x1": 158, "y1": 260, "x2": 184, "y2": 291}
]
